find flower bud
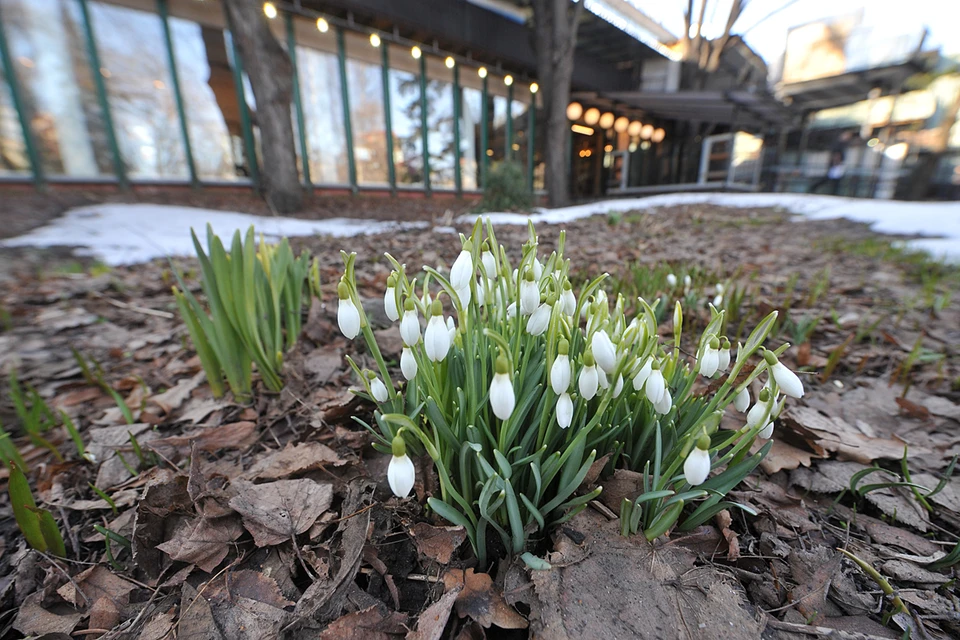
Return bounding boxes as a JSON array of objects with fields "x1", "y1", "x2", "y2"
[
  {"x1": 384, "y1": 275, "x2": 400, "y2": 322},
  {"x1": 400, "y1": 347, "x2": 418, "y2": 380},
  {"x1": 683, "y1": 442, "x2": 711, "y2": 486},
  {"x1": 765, "y1": 351, "x2": 804, "y2": 398},
  {"x1": 560, "y1": 282, "x2": 577, "y2": 316},
  {"x1": 450, "y1": 243, "x2": 474, "y2": 291},
  {"x1": 666, "y1": 273, "x2": 677, "y2": 287},
  {"x1": 388, "y1": 435, "x2": 416, "y2": 498},
  {"x1": 520, "y1": 270, "x2": 539, "y2": 315},
  {"x1": 591, "y1": 330, "x2": 617, "y2": 374},
  {"x1": 551, "y1": 348, "x2": 572, "y2": 395},
  {"x1": 490, "y1": 355, "x2": 516, "y2": 420},
  {"x1": 527, "y1": 301, "x2": 551, "y2": 336},
  {"x1": 718, "y1": 338, "x2": 731, "y2": 371},
  {"x1": 337, "y1": 281, "x2": 361, "y2": 339},
  {"x1": 733, "y1": 387, "x2": 750, "y2": 412},
  {"x1": 400, "y1": 299, "x2": 420, "y2": 347},
  {"x1": 579, "y1": 352, "x2": 599, "y2": 401},
  {"x1": 424, "y1": 302, "x2": 451, "y2": 362},
  {"x1": 644, "y1": 362, "x2": 665, "y2": 404},
  {"x1": 556, "y1": 392, "x2": 573, "y2": 428},
  {"x1": 481, "y1": 244, "x2": 497, "y2": 279}
]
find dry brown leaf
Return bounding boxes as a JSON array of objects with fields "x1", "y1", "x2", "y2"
[
  {"x1": 88, "y1": 597, "x2": 120, "y2": 638},
  {"x1": 408, "y1": 587, "x2": 461, "y2": 640},
  {"x1": 56, "y1": 565, "x2": 136, "y2": 608},
  {"x1": 179, "y1": 582, "x2": 223, "y2": 640},
  {"x1": 137, "y1": 609, "x2": 176, "y2": 640},
  {"x1": 206, "y1": 570, "x2": 295, "y2": 609},
  {"x1": 895, "y1": 397, "x2": 931, "y2": 420},
  {"x1": 12, "y1": 592, "x2": 83, "y2": 637},
  {"x1": 151, "y1": 421, "x2": 259, "y2": 453},
  {"x1": 148, "y1": 371, "x2": 203, "y2": 414},
  {"x1": 783, "y1": 406, "x2": 914, "y2": 464},
  {"x1": 714, "y1": 510, "x2": 740, "y2": 560},
  {"x1": 155, "y1": 514, "x2": 243, "y2": 573},
  {"x1": 229, "y1": 478, "x2": 333, "y2": 547},
  {"x1": 244, "y1": 441, "x2": 346, "y2": 480},
  {"x1": 409, "y1": 523, "x2": 467, "y2": 565},
  {"x1": 319, "y1": 605, "x2": 408, "y2": 639},
  {"x1": 757, "y1": 437, "x2": 818, "y2": 474},
  {"x1": 788, "y1": 547, "x2": 840, "y2": 623},
  {"x1": 447, "y1": 569, "x2": 527, "y2": 630}
]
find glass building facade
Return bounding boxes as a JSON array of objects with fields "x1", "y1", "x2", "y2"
[{"x1": 0, "y1": 0, "x2": 541, "y2": 193}]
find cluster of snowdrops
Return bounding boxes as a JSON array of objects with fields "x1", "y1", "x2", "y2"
[{"x1": 336, "y1": 220, "x2": 803, "y2": 564}]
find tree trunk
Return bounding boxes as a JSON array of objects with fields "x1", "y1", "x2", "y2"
[
  {"x1": 223, "y1": 0, "x2": 302, "y2": 213},
  {"x1": 532, "y1": 0, "x2": 583, "y2": 208}
]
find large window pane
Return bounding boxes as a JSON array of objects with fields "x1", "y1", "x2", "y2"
[
  {"x1": 460, "y1": 87, "x2": 481, "y2": 190},
  {"x1": 390, "y1": 66, "x2": 423, "y2": 186},
  {"x1": 488, "y1": 95, "x2": 507, "y2": 163},
  {"x1": 297, "y1": 45, "x2": 347, "y2": 185},
  {"x1": 426, "y1": 78, "x2": 455, "y2": 189},
  {"x1": 345, "y1": 35, "x2": 387, "y2": 185},
  {"x1": 0, "y1": 64, "x2": 29, "y2": 175},
  {"x1": 2, "y1": 0, "x2": 112, "y2": 178},
  {"x1": 510, "y1": 98, "x2": 529, "y2": 177},
  {"x1": 167, "y1": 15, "x2": 241, "y2": 181},
  {"x1": 88, "y1": 1, "x2": 187, "y2": 180}
]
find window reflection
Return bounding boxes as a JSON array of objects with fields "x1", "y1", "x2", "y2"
[
  {"x1": 2, "y1": 0, "x2": 112, "y2": 177},
  {"x1": 87, "y1": 1, "x2": 187, "y2": 179},
  {"x1": 390, "y1": 66, "x2": 423, "y2": 186},
  {"x1": 426, "y1": 77, "x2": 455, "y2": 189},
  {"x1": 297, "y1": 45, "x2": 347, "y2": 184},
  {"x1": 510, "y1": 98, "x2": 529, "y2": 177},
  {"x1": 0, "y1": 64, "x2": 29, "y2": 174},
  {"x1": 488, "y1": 95, "x2": 507, "y2": 163},
  {"x1": 460, "y1": 87, "x2": 482, "y2": 190},
  {"x1": 345, "y1": 35, "x2": 387, "y2": 185}
]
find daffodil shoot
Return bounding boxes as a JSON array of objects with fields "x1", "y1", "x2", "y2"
[{"x1": 337, "y1": 220, "x2": 801, "y2": 562}]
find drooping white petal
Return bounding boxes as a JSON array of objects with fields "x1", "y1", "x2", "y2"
[
  {"x1": 654, "y1": 388, "x2": 672, "y2": 414},
  {"x1": 489, "y1": 372, "x2": 516, "y2": 420},
  {"x1": 384, "y1": 287, "x2": 400, "y2": 322},
  {"x1": 400, "y1": 347, "x2": 418, "y2": 381},
  {"x1": 370, "y1": 376, "x2": 388, "y2": 402},
  {"x1": 424, "y1": 316, "x2": 451, "y2": 362},
  {"x1": 526, "y1": 303, "x2": 551, "y2": 336},
  {"x1": 683, "y1": 275, "x2": 692, "y2": 288},
  {"x1": 455, "y1": 284, "x2": 471, "y2": 307},
  {"x1": 481, "y1": 250, "x2": 497, "y2": 279},
  {"x1": 337, "y1": 297, "x2": 361, "y2": 339},
  {"x1": 520, "y1": 280, "x2": 539, "y2": 316},
  {"x1": 450, "y1": 249, "x2": 473, "y2": 291},
  {"x1": 613, "y1": 374, "x2": 624, "y2": 398},
  {"x1": 733, "y1": 388, "x2": 750, "y2": 412},
  {"x1": 446, "y1": 316, "x2": 457, "y2": 343},
  {"x1": 645, "y1": 369, "x2": 665, "y2": 404},
  {"x1": 699, "y1": 347, "x2": 720, "y2": 378},
  {"x1": 592, "y1": 331, "x2": 617, "y2": 374},
  {"x1": 746, "y1": 401, "x2": 770, "y2": 428},
  {"x1": 560, "y1": 289, "x2": 577, "y2": 316},
  {"x1": 713, "y1": 294, "x2": 724, "y2": 308},
  {"x1": 506, "y1": 302, "x2": 517, "y2": 320},
  {"x1": 400, "y1": 309, "x2": 420, "y2": 347},
  {"x1": 597, "y1": 368, "x2": 609, "y2": 390},
  {"x1": 550, "y1": 355, "x2": 571, "y2": 395},
  {"x1": 758, "y1": 421, "x2": 774, "y2": 440},
  {"x1": 772, "y1": 362, "x2": 804, "y2": 398},
  {"x1": 718, "y1": 348, "x2": 731, "y2": 371},
  {"x1": 476, "y1": 279, "x2": 486, "y2": 307},
  {"x1": 683, "y1": 447, "x2": 711, "y2": 486},
  {"x1": 532, "y1": 257, "x2": 543, "y2": 280},
  {"x1": 666, "y1": 273, "x2": 677, "y2": 287},
  {"x1": 579, "y1": 365, "x2": 599, "y2": 401},
  {"x1": 632, "y1": 359, "x2": 652, "y2": 391},
  {"x1": 556, "y1": 392, "x2": 573, "y2": 428},
  {"x1": 388, "y1": 454, "x2": 416, "y2": 498}
]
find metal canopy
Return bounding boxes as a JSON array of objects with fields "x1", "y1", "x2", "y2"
[{"x1": 775, "y1": 58, "x2": 928, "y2": 112}]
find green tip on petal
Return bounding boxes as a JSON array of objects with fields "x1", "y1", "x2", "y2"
[
  {"x1": 696, "y1": 434, "x2": 711, "y2": 451},
  {"x1": 337, "y1": 281, "x2": 350, "y2": 299},
  {"x1": 462, "y1": 239, "x2": 474, "y2": 252},
  {"x1": 495, "y1": 354, "x2": 511, "y2": 375},
  {"x1": 759, "y1": 388, "x2": 771, "y2": 403},
  {"x1": 721, "y1": 337, "x2": 731, "y2": 349},
  {"x1": 650, "y1": 359, "x2": 661, "y2": 370},
  {"x1": 582, "y1": 349, "x2": 595, "y2": 367},
  {"x1": 763, "y1": 349, "x2": 778, "y2": 366},
  {"x1": 431, "y1": 299, "x2": 443, "y2": 316},
  {"x1": 558, "y1": 338, "x2": 569, "y2": 355},
  {"x1": 387, "y1": 273, "x2": 397, "y2": 287},
  {"x1": 524, "y1": 268, "x2": 535, "y2": 282},
  {"x1": 391, "y1": 434, "x2": 406, "y2": 457},
  {"x1": 404, "y1": 298, "x2": 415, "y2": 311},
  {"x1": 563, "y1": 281, "x2": 572, "y2": 291},
  {"x1": 708, "y1": 336, "x2": 720, "y2": 349}
]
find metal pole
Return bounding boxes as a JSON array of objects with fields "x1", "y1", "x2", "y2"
[
  {"x1": 285, "y1": 12, "x2": 311, "y2": 188},
  {"x1": 225, "y1": 24, "x2": 259, "y2": 188},
  {"x1": 527, "y1": 99, "x2": 535, "y2": 192},
  {"x1": 505, "y1": 82, "x2": 513, "y2": 160},
  {"x1": 418, "y1": 54, "x2": 430, "y2": 195},
  {"x1": 336, "y1": 27, "x2": 357, "y2": 192},
  {"x1": 480, "y1": 75, "x2": 488, "y2": 189},
  {"x1": 452, "y1": 62, "x2": 462, "y2": 195},
  {"x1": 77, "y1": 0, "x2": 126, "y2": 187},
  {"x1": 0, "y1": 5, "x2": 43, "y2": 186},
  {"x1": 380, "y1": 44, "x2": 396, "y2": 192},
  {"x1": 157, "y1": 0, "x2": 197, "y2": 187}
]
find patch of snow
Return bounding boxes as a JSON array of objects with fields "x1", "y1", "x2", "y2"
[
  {"x1": 465, "y1": 193, "x2": 960, "y2": 262},
  {"x1": 1, "y1": 204, "x2": 427, "y2": 266}
]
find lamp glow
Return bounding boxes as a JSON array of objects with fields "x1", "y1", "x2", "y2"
[
  {"x1": 411, "y1": 46, "x2": 422, "y2": 59},
  {"x1": 571, "y1": 124, "x2": 594, "y2": 136},
  {"x1": 566, "y1": 102, "x2": 583, "y2": 120},
  {"x1": 369, "y1": 33, "x2": 381, "y2": 47},
  {"x1": 504, "y1": 75, "x2": 514, "y2": 86},
  {"x1": 478, "y1": 66, "x2": 487, "y2": 78},
  {"x1": 640, "y1": 124, "x2": 654, "y2": 140},
  {"x1": 583, "y1": 108, "x2": 600, "y2": 125},
  {"x1": 263, "y1": 2, "x2": 277, "y2": 19},
  {"x1": 599, "y1": 112, "x2": 615, "y2": 129},
  {"x1": 651, "y1": 128, "x2": 665, "y2": 143},
  {"x1": 316, "y1": 17, "x2": 329, "y2": 32},
  {"x1": 614, "y1": 116, "x2": 629, "y2": 133},
  {"x1": 627, "y1": 120, "x2": 642, "y2": 136},
  {"x1": 530, "y1": 82, "x2": 539, "y2": 94},
  {"x1": 445, "y1": 56, "x2": 455, "y2": 68}
]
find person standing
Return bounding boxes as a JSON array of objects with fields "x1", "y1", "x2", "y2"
[{"x1": 810, "y1": 131, "x2": 853, "y2": 195}]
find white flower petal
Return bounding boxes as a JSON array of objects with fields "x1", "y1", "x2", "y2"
[
  {"x1": 384, "y1": 287, "x2": 400, "y2": 322},
  {"x1": 337, "y1": 297, "x2": 361, "y2": 339},
  {"x1": 526, "y1": 303, "x2": 551, "y2": 336},
  {"x1": 370, "y1": 377, "x2": 388, "y2": 403},
  {"x1": 388, "y1": 454, "x2": 416, "y2": 498},
  {"x1": 520, "y1": 280, "x2": 539, "y2": 316},
  {"x1": 654, "y1": 388, "x2": 672, "y2": 414},
  {"x1": 613, "y1": 374, "x2": 624, "y2": 398},
  {"x1": 645, "y1": 369, "x2": 665, "y2": 404},
  {"x1": 400, "y1": 347, "x2": 418, "y2": 381},
  {"x1": 632, "y1": 359, "x2": 652, "y2": 391},
  {"x1": 557, "y1": 392, "x2": 573, "y2": 428},
  {"x1": 579, "y1": 365, "x2": 599, "y2": 401},
  {"x1": 592, "y1": 331, "x2": 617, "y2": 374},
  {"x1": 772, "y1": 362, "x2": 804, "y2": 398},
  {"x1": 400, "y1": 309, "x2": 420, "y2": 347},
  {"x1": 450, "y1": 249, "x2": 473, "y2": 291},
  {"x1": 699, "y1": 348, "x2": 719, "y2": 378},
  {"x1": 758, "y1": 421, "x2": 774, "y2": 440},
  {"x1": 550, "y1": 355, "x2": 571, "y2": 395},
  {"x1": 424, "y1": 316, "x2": 450, "y2": 362},
  {"x1": 481, "y1": 251, "x2": 497, "y2": 279},
  {"x1": 560, "y1": 289, "x2": 577, "y2": 316},
  {"x1": 490, "y1": 372, "x2": 516, "y2": 420},
  {"x1": 718, "y1": 348, "x2": 731, "y2": 372},
  {"x1": 733, "y1": 388, "x2": 750, "y2": 413},
  {"x1": 683, "y1": 447, "x2": 711, "y2": 486}
]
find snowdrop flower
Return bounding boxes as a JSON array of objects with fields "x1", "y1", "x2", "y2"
[
  {"x1": 520, "y1": 269, "x2": 539, "y2": 316},
  {"x1": 400, "y1": 347, "x2": 418, "y2": 381},
  {"x1": 446, "y1": 316, "x2": 457, "y2": 343},
  {"x1": 556, "y1": 392, "x2": 573, "y2": 429},
  {"x1": 400, "y1": 299, "x2": 420, "y2": 347},
  {"x1": 746, "y1": 389, "x2": 772, "y2": 428},
  {"x1": 683, "y1": 274, "x2": 692, "y2": 288},
  {"x1": 388, "y1": 434, "x2": 416, "y2": 498},
  {"x1": 578, "y1": 350, "x2": 599, "y2": 401},
  {"x1": 718, "y1": 338, "x2": 731, "y2": 372},
  {"x1": 632, "y1": 358, "x2": 652, "y2": 391},
  {"x1": 506, "y1": 301, "x2": 517, "y2": 320},
  {"x1": 455, "y1": 284, "x2": 471, "y2": 307},
  {"x1": 489, "y1": 355, "x2": 515, "y2": 420},
  {"x1": 758, "y1": 420, "x2": 775, "y2": 440},
  {"x1": 476, "y1": 279, "x2": 486, "y2": 307},
  {"x1": 337, "y1": 281, "x2": 361, "y2": 340},
  {"x1": 645, "y1": 361, "x2": 665, "y2": 404},
  {"x1": 597, "y1": 368, "x2": 609, "y2": 390},
  {"x1": 526, "y1": 300, "x2": 551, "y2": 336},
  {"x1": 591, "y1": 330, "x2": 617, "y2": 374},
  {"x1": 560, "y1": 282, "x2": 577, "y2": 316},
  {"x1": 424, "y1": 301, "x2": 451, "y2": 362},
  {"x1": 666, "y1": 273, "x2": 677, "y2": 288},
  {"x1": 384, "y1": 274, "x2": 400, "y2": 322},
  {"x1": 550, "y1": 340, "x2": 572, "y2": 394},
  {"x1": 654, "y1": 387, "x2": 672, "y2": 414},
  {"x1": 480, "y1": 244, "x2": 497, "y2": 279},
  {"x1": 449, "y1": 241, "x2": 474, "y2": 291},
  {"x1": 683, "y1": 435, "x2": 712, "y2": 486},
  {"x1": 713, "y1": 294, "x2": 724, "y2": 308},
  {"x1": 715, "y1": 283, "x2": 725, "y2": 296},
  {"x1": 733, "y1": 387, "x2": 750, "y2": 413},
  {"x1": 366, "y1": 371, "x2": 388, "y2": 403},
  {"x1": 699, "y1": 337, "x2": 721, "y2": 378},
  {"x1": 764, "y1": 350, "x2": 804, "y2": 398},
  {"x1": 613, "y1": 374, "x2": 624, "y2": 398},
  {"x1": 532, "y1": 256, "x2": 543, "y2": 281}
]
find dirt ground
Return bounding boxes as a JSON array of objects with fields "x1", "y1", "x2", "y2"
[{"x1": 0, "y1": 202, "x2": 958, "y2": 639}]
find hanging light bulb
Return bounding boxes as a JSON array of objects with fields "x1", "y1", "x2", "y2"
[
  {"x1": 530, "y1": 82, "x2": 539, "y2": 94},
  {"x1": 262, "y1": 2, "x2": 277, "y2": 19},
  {"x1": 599, "y1": 112, "x2": 615, "y2": 129},
  {"x1": 566, "y1": 102, "x2": 583, "y2": 120},
  {"x1": 627, "y1": 120, "x2": 642, "y2": 137},
  {"x1": 640, "y1": 124, "x2": 654, "y2": 140},
  {"x1": 583, "y1": 108, "x2": 600, "y2": 125},
  {"x1": 504, "y1": 75, "x2": 514, "y2": 86},
  {"x1": 316, "y1": 17, "x2": 329, "y2": 33},
  {"x1": 614, "y1": 116, "x2": 629, "y2": 133},
  {"x1": 445, "y1": 56, "x2": 455, "y2": 69},
  {"x1": 411, "y1": 46, "x2": 422, "y2": 59},
  {"x1": 369, "y1": 33, "x2": 381, "y2": 47},
  {"x1": 478, "y1": 66, "x2": 488, "y2": 79},
  {"x1": 652, "y1": 128, "x2": 665, "y2": 143}
]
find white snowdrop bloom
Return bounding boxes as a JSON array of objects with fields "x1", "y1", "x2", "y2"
[
  {"x1": 532, "y1": 256, "x2": 543, "y2": 280},
  {"x1": 713, "y1": 294, "x2": 724, "y2": 308},
  {"x1": 449, "y1": 246, "x2": 474, "y2": 291},
  {"x1": 578, "y1": 352, "x2": 599, "y2": 401},
  {"x1": 645, "y1": 366, "x2": 665, "y2": 404},
  {"x1": 481, "y1": 249, "x2": 497, "y2": 279},
  {"x1": 699, "y1": 343, "x2": 720, "y2": 378},
  {"x1": 591, "y1": 330, "x2": 617, "y2": 374},
  {"x1": 733, "y1": 388, "x2": 750, "y2": 413},
  {"x1": 476, "y1": 279, "x2": 486, "y2": 307},
  {"x1": 506, "y1": 302, "x2": 517, "y2": 320},
  {"x1": 683, "y1": 437, "x2": 711, "y2": 486},
  {"x1": 556, "y1": 392, "x2": 574, "y2": 429},
  {"x1": 400, "y1": 347, "x2": 418, "y2": 381},
  {"x1": 550, "y1": 347, "x2": 572, "y2": 395},
  {"x1": 597, "y1": 367, "x2": 609, "y2": 390},
  {"x1": 400, "y1": 304, "x2": 420, "y2": 347},
  {"x1": 758, "y1": 420, "x2": 774, "y2": 440},
  {"x1": 766, "y1": 351, "x2": 804, "y2": 398},
  {"x1": 715, "y1": 283, "x2": 725, "y2": 295},
  {"x1": 718, "y1": 340, "x2": 731, "y2": 372},
  {"x1": 489, "y1": 356, "x2": 516, "y2": 420},
  {"x1": 446, "y1": 316, "x2": 457, "y2": 343},
  {"x1": 387, "y1": 435, "x2": 416, "y2": 498},
  {"x1": 746, "y1": 390, "x2": 772, "y2": 428},
  {"x1": 384, "y1": 279, "x2": 400, "y2": 322},
  {"x1": 424, "y1": 304, "x2": 451, "y2": 362},
  {"x1": 632, "y1": 359, "x2": 652, "y2": 391},
  {"x1": 666, "y1": 273, "x2": 677, "y2": 287},
  {"x1": 613, "y1": 374, "x2": 624, "y2": 398},
  {"x1": 455, "y1": 283, "x2": 471, "y2": 307},
  {"x1": 560, "y1": 284, "x2": 577, "y2": 316},
  {"x1": 369, "y1": 375, "x2": 388, "y2": 403},
  {"x1": 337, "y1": 282, "x2": 361, "y2": 340},
  {"x1": 654, "y1": 387, "x2": 672, "y2": 414},
  {"x1": 520, "y1": 271, "x2": 539, "y2": 316},
  {"x1": 527, "y1": 302, "x2": 551, "y2": 336},
  {"x1": 683, "y1": 274, "x2": 692, "y2": 288}
]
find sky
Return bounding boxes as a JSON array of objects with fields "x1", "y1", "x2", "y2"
[{"x1": 637, "y1": 0, "x2": 960, "y2": 63}]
